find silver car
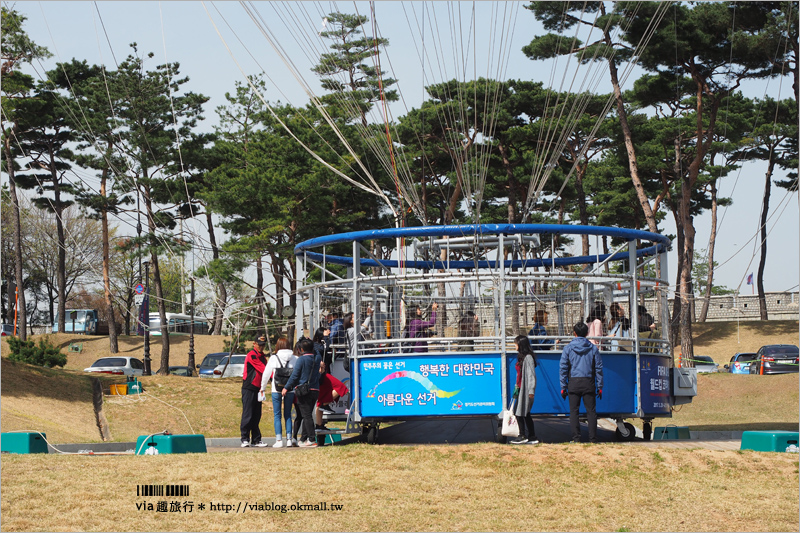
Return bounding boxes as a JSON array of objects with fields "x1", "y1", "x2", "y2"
[
  {"x1": 84, "y1": 356, "x2": 144, "y2": 376},
  {"x1": 212, "y1": 355, "x2": 246, "y2": 378},
  {"x1": 693, "y1": 355, "x2": 719, "y2": 373}
]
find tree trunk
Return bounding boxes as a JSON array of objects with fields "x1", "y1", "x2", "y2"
[
  {"x1": 576, "y1": 164, "x2": 590, "y2": 256},
  {"x1": 757, "y1": 159, "x2": 775, "y2": 320},
  {"x1": 5, "y1": 137, "x2": 27, "y2": 340},
  {"x1": 603, "y1": 20, "x2": 658, "y2": 234},
  {"x1": 50, "y1": 152, "x2": 67, "y2": 334},
  {"x1": 204, "y1": 210, "x2": 226, "y2": 335},
  {"x1": 256, "y1": 254, "x2": 266, "y2": 332},
  {"x1": 100, "y1": 165, "x2": 118, "y2": 353},
  {"x1": 698, "y1": 181, "x2": 718, "y2": 322},
  {"x1": 499, "y1": 143, "x2": 518, "y2": 224},
  {"x1": 669, "y1": 202, "x2": 684, "y2": 362},
  {"x1": 144, "y1": 190, "x2": 170, "y2": 374}
]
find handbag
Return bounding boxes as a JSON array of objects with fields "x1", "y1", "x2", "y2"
[
  {"x1": 294, "y1": 382, "x2": 310, "y2": 397},
  {"x1": 501, "y1": 399, "x2": 519, "y2": 438}
]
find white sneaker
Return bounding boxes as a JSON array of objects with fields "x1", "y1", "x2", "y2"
[
  {"x1": 299, "y1": 439, "x2": 318, "y2": 448},
  {"x1": 241, "y1": 440, "x2": 250, "y2": 448},
  {"x1": 253, "y1": 441, "x2": 269, "y2": 448},
  {"x1": 527, "y1": 439, "x2": 540, "y2": 445},
  {"x1": 291, "y1": 438, "x2": 299, "y2": 447},
  {"x1": 272, "y1": 440, "x2": 284, "y2": 448}
]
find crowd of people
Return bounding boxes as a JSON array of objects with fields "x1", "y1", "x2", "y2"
[
  {"x1": 238, "y1": 326, "x2": 350, "y2": 449},
  {"x1": 239, "y1": 301, "x2": 653, "y2": 448}
]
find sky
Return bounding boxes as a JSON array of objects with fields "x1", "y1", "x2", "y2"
[{"x1": 8, "y1": 1, "x2": 800, "y2": 297}]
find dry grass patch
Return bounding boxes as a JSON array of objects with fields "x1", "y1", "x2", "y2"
[
  {"x1": 0, "y1": 358, "x2": 99, "y2": 443},
  {"x1": 102, "y1": 375, "x2": 262, "y2": 440},
  {"x1": 1, "y1": 444, "x2": 798, "y2": 532},
  {"x1": 691, "y1": 320, "x2": 798, "y2": 364}
]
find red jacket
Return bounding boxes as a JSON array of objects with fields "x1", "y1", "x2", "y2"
[
  {"x1": 317, "y1": 373, "x2": 349, "y2": 404},
  {"x1": 242, "y1": 349, "x2": 267, "y2": 391}
]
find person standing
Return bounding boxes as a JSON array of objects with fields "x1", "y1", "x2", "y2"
[
  {"x1": 327, "y1": 312, "x2": 345, "y2": 345},
  {"x1": 559, "y1": 322, "x2": 604, "y2": 443},
  {"x1": 458, "y1": 310, "x2": 481, "y2": 351},
  {"x1": 510, "y1": 335, "x2": 539, "y2": 445},
  {"x1": 527, "y1": 309, "x2": 554, "y2": 350},
  {"x1": 405, "y1": 302, "x2": 438, "y2": 353},
  {"x1": 283, "y1": 338, "x2": 321, "y2": 448},
  {"x1": 585, "y1": 302, "x2": 606, "y2": 346},
  {"x1": 260, "y1": 337, "x2": 297, "y2": 448},
  {"x1": 607, "y1": 303, "x2": 631, "y2": 352},
  {"x1": 240, "y1": 335, "x2": 269, "y2": 447},
  {"x1": 344, "y1": 306, "x2": 373, "y2": 370}
]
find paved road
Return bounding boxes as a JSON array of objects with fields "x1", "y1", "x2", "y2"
[
  {"x1": 204, "y1": 418, "x2": 741, "y2": 452},
  {"x1": 44, "y1": 419, "x2": 743, "y2": 454}
]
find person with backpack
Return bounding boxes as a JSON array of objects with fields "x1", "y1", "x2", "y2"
[
  {"x1": 261, "y1": 337, "x2": 297, "y2": 448},
  {"x1": 509, "y1": 335, "x2": 539, "y2": 445},
  {"x1": 404, "y1": 302, "x2": 438, "y2": 353},
  {"x1": 282, "y1": 338, "x2": 321, "y2": 448},
  {"x1": 559, "y1": 322, "x2": 604, "y2": 443},
  {"x1": 240, "y1": 335, "x2": 269, "y2": 448}
]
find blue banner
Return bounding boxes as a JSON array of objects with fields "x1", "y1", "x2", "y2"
[
  {"x1": 639, "y1": 355, "x2": 672, "y2": 414},
  {"x1": 136, "y1": 290, "x2": 149, "y2": 336},
  {"x1": 359, "y1": 354, "x2": 503, "y2": 417}
]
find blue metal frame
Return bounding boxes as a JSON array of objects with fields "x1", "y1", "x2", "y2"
[{"x1": 294, "y1": 224, "x2": 669, "y2": 269}]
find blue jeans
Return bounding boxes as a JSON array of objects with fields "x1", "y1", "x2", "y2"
[{"x1": 272, "y1": 392, "x2": 294, "y2": 438}]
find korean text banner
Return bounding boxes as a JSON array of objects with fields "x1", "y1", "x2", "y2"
[{"x1": 359, "y1": 354, "x2": 503, "y2": 417}]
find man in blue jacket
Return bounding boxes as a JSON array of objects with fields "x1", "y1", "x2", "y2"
[{"x1": 559, "y1": 322, "x2": 604, "y2": 443}]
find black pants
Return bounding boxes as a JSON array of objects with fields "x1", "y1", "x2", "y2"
[
  {"x1": 515, "y1": 414, "x2": 536, "y2": 440},
  {"x1": 293, "y1": 390, "x2": 319, "y2": 442},
  {"x1": 568, "y1": 377, "x2": 597, "y2": 442},
  {"x1": 240, "y1": 388, "x2": 263, "y2": 443}
]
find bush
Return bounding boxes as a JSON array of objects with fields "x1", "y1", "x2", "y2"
[{"x1": 7, "y1": 336, "x2": 67, "y2": 368}]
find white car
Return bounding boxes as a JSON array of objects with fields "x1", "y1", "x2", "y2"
[
  {"x1": 84, "y1": 356, "x2": 144, "y2": 376},
  {"x1": 212, "y1": 355, "x2": 246, "y2": 378}
]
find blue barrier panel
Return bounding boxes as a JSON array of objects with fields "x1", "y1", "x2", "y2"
[
  {"x1": 508, "y1": 352, "x2": 637, "y2": 415},
  {"x1": 359, "y1": 354, "x2": 502, "y2": 417}
]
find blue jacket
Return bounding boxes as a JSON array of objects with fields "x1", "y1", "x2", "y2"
[
  {"x1": 559, "y1": 337, "x2": 603, "y2": 390},
  {"x1": 329, "y1": 319, "x2": 345, "y2": 345},
  {"x1": 284, "y1": 352, "x2": 322, "y2": 391},
  {"x1": 528, "y1": 323, "x2": 554, "y2": 349}
]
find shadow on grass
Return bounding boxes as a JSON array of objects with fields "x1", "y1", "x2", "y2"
[{"x1": 1, "y1": 357, "x2": 97, "y2": 402}]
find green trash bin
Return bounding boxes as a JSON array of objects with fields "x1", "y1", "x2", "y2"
[{"x1": 127, "y1": 378, "x2": 143, "y2": 395}]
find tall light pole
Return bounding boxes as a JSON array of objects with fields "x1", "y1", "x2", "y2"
[
  {"x1": 143, "y1": 260, "x2": 152, "y2": 376},
  {"x1": 188, "y1": 277, "x2": 195, "y2": 375}
]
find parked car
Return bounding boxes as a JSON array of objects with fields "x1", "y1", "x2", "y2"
[
  {"x1": 168, "y1": 366, "x2": 194, "y2": 377},
  {"x1": 197, "y1": 352, "x2": 228, "y2": 378},
  {"x1": 749, "y1": 344, "x2": 799, "y2": 375},
  {"x1": 84, "y1": 356, "x2": 144, "y2": 376},
  {"x1": 1, "y1": 324, "x2": 15, "y2": 336},
  {"x1": 693, "y1": 355, "x2": 719, "y2": 373},
  {"x1": 724, "y1": 352, "x2": 757, "y2": 374},
  {"x1": 212, "y1": 355, "x2": 246, "y2": 378}
]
